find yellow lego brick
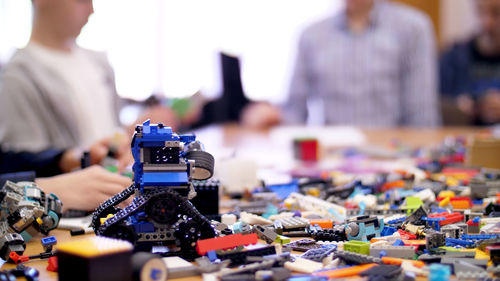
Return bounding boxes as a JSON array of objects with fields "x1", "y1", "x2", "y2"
[
  {"x1": 475, "y1": 249, "x2": 490, "y2": 260},
  {"x1": 36, "y1": 218, "x2": 43, "y2": 225},
  {"x1": 438, "y1": 197, "x2": 450, "y2": 207},
  {"x1": 438, "y1": 190, "x2": 455, "y2": 199},
  {"x1": 100, "y1": 214, "x2": 114, "y2": 225},
  {"x1": 57, "y1": 236, "x2": 133, "y2": 258}
]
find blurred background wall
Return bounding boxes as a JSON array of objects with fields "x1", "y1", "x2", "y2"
[{"x1": 0, "y1": 0, "x2": 480, "y2": 103}]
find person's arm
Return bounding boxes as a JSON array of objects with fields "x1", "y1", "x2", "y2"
[
  {"x1": 0, "y1": 148, "x2": 65, "y2": 177},
  {"x1": 36, "y1": 165, "x2": 132, "y2": 211},
  {"x1": 400, "y1": 15, "x2": 441, "y2": 127},
  {"x1": 284, "y1": 32, "x2": 315, "y2": 124}
]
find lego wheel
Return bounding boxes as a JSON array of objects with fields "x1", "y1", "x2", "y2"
[
  {"x1": 102, "y1": 225, "x2": 137, "y2": 245},
  {"x1": 174, "y1": 219, "x2": 203, "y2": 250},
  {"x1": 185, "y1": 151, "x2": 214, "y2": 180},
  {"x1": 146, "y1": 196, "x2": 179, "y2": 225}
]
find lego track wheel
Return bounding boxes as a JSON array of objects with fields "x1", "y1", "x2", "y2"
[
  {"x1": 146, "y1": 196, "x2": 179, "y2": 225},
  {"x1": 185, "y1": 151, "x2": 214, "y2": 180}
]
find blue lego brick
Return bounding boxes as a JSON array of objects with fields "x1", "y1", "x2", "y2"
[
  {"x1": 387, "y1": 217, "x2": 406, "y2": 224},
  {"x1": 380, "y1": 226, "x2": 397, "y2": 237},
  {"x1": 207, "y1": 251, "x2": 217, "y2": 262},
  {"x1": 445, "y1": 238, "x2": 474, "y2": 247},
  {"x1": 392, "y1": 239, "x2": 405, "y2": 246},
  {"x1": 266, "y1": 181, "x2": 299, "y2": 200},
  {"x1": 134, "y1": 222, "x2": 155, "y2": 233},
  {"x1": 180, "y1": 134, "x2": 196, "y2": 143},
  {"x1": 473, "y1": 200, "x2": 483, "y2": 205},
  {"x1": 41, "y1": 236, "x2": 57, "y2": 246},
  {"x1": 142, "y1": 172, "x2": 188, "y2": 186},
  {"x1": 461, "y1": 234, "x2": 499, "y2": 240}
]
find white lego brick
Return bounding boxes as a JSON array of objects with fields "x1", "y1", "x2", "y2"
[
  {"x1": 240, "y1": 212, "x2": 272, "y2": 225},
  {"x1": 269, "y1": 212, "x2": 294, "y2": 221},
  {"x1": 284, "y1": 257, "x2": 323, "y2": 274},
  {"x1": 221, "y1": 214, "x2": 237, "y2": 225},
  {"x1": 401, "y1": 261, "x2": 429, "y2": 276},
  {"x1": 287, "y1": 193, "x2": 346, "y2": 221},
  {"x1": 414, "y1": 188, "x2": 435, "y2": 202}
]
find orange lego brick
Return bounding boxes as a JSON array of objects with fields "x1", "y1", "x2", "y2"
[
  {"x1": 381, "y1": 257, "x2": 424, "y2": 268},
  {"x1": 381, "y1": 180, "x2": 405, "y2": 191},
  {"x1": 313, "y1": 263, "x2": 377, "y2": 278},
  {"x1": 308, "y1": 219, "x2": 333, "y2": 229}
]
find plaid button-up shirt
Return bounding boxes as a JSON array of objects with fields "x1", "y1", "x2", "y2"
[{"x1": 285, "y1": 1, "x2": 441, "y2": 127}]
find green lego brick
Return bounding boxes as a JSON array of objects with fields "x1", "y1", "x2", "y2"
[{"x1": 344, "y1": 241, "x2": 370, "y2": 255}]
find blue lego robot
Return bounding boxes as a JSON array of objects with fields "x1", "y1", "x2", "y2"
[{"x1": 92, "y1": 121, "x2": 216, "y2": 258}]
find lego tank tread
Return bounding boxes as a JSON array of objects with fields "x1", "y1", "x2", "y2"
[
  {"x1": 91, "y1": 183, "x2": 136, "y2": 230},
  {"x1": 97, "y1": 188, "x2": 216, "y2": 252}
]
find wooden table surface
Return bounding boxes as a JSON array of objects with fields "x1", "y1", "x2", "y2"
[{"x1": 0, "y1": 125, "x2": 484, "y2": 280}]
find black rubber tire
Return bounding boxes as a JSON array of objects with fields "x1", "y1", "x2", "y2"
[{"x1": 185, "y1": 151, "x2": 214, "y2": 180}]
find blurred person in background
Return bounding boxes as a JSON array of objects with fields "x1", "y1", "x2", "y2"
[
  {"x1": 441, "y1": 0, "x2": 500, "y2": 125},
  {"x1": 0, "y1": 0, "x2": 176, "y2": 210},
  {"x1": 283, "y1": 0, "x2": 440, "y2": 127}
]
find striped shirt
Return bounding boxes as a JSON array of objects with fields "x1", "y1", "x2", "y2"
[{"x1": 285, "y1": 1, "x2": 441, "y2": 127}]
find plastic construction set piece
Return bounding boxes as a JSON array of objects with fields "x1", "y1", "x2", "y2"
[
  {"x1": 300, "y1": 247, "x2": 336, "y2": 262},
  {"x1": 240, "y1": 212, "x2": 272, "y2": 225},
  {"x1": 287, "y1": 193, "x2": 346, "y2": 221},
  {"x1": 91, "y1": 120, "x2": 216, "y2": 259},
  {"x1": 314, "y1": 263, "x2": 377, "y2": 279},
  {"x1": 311, "y1": 227, "x2": 346, "y2": 242},
  {"x1": 217, "y1": 245, "x2": 277, "y2": 267},
  {"x1": 334, "y1": 250, "x2": 382, "y2": 265},
  {"x1": 425, "y1": 232, "x2": 446, "y2": 250},
  {"x1": 196, "y1": 233, "x2": 258, "y2": 255},
  {"x1": 0, "y1": 180, "x2": 62, "y2": 261},
  {"x1": 284, "y1": 257, "x2": 323, "y2": 274},
  {"x1": 283, "y1": 239, "x2": 322, "y2": 252},
  {"x1": 345, "y1": 215, "x2": 384, "y2": 241},
  {"x1": 253, "y1": 225, "x2": 278, "y2": 244},
  {"x1": 276, "y1": 217, "x2": 310, "y2": 230},
  {"x1": 369, "y1": 245, "x2": 416, "y2": 259},
  {"x1": 359, "y1": 264, "x2": 402, "y2": 279},
  {"x1": 425, "y1": 212, "x2": 464, "y2": 230},
  {"x1": 344, "y1": 241, "x2": 370, "y2": 255}
]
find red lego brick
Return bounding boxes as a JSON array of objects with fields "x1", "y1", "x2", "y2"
[
  {"x1": 427, "y1": 212, "x2": 464, "y2": 226},
  {"x1": 47, "y1": 256, "x2": 58, "y2": 272},
  {"x1": 9, "y1": 252, "x2": 29, "y2": 264},
  {"x1": 294, "y1": 139, "x2": 319, "y2": 162},
  {"x1": 397, "y1": 230, "x2": 416, "y2": 240},
  {"x1": 196, "y1": 233, "x2": 258, "y2": 255}
]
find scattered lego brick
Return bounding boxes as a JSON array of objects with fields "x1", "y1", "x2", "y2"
[
  {"x1": 196, "y1": 233, "x2": 258, "y2": 255},
  {"x1": 283, "y1": 239, "x2": 321, "y2": 252},
  {"x1": 344, "y1": 241, "x2": 370, "y2": 255},
  {"x1": 284, "y1": 257, "x2": 323, "y2": 274},
  {"x1": 369, "y1": 245, "x2": 415, "y2": 259},
  {"x1": 240, "y1": 212, "x2": 272, "y2": 225}
]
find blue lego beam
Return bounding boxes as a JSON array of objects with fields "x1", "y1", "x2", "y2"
[{"x1": 142, "y1": 172, "x2": 188, "y2": 186}]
